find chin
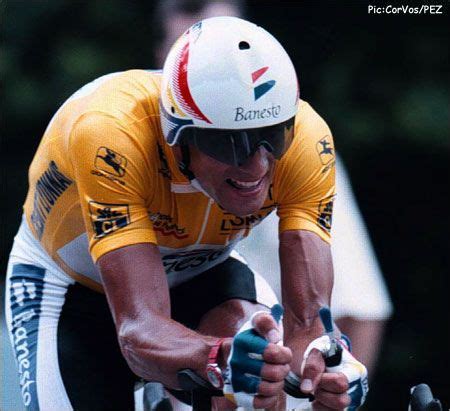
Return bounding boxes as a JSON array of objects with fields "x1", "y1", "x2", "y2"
[
  {"x1": 226, "y1": 207, "x2": 259, "y2": 217},
  {"x1": 219, "y1": 196, "x2": 266, "y2": 217},
  {"x1": 212, "y1": 174, "x2": 272, "y2": 216}
]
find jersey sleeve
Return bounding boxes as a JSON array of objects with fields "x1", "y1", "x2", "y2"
[
  {"x1": 273, "y1": 102, "x2": 336, "y2": 243},
  {"x1": 68, "y1": 112, "x2": 157, "y2": 262}
]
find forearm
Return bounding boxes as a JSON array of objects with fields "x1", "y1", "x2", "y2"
[
  {"x1": 280, "y1": 231, "x2": 369, "y2": 408},
  {"x1": 117, "y1": 311, "x2": 230, "y2": 387},
  {"x1": 98, "y1": 243, "x2": 230, "y2": 388},
  {"x1": 279, "y1": 230, "x2": 335, "y2": 373}
]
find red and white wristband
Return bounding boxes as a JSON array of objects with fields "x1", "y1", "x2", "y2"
[{"x1": 206, "y1": 338, "x2": 225, "y2": 389}]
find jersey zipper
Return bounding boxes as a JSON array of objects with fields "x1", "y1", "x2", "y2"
[{"x1": 195, "y1": 198, "x2": 214, "y2": 245}]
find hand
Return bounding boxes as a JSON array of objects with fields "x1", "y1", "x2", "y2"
[
  {"x1": 300, "y1": 336, "x2": 368, "y2": 410},
  {"x1": 301, "y1": 348, "x2": 350, "y2": 410},
  {"x1": 223, "y1": 304, "x2": 292, "y2": 409}
]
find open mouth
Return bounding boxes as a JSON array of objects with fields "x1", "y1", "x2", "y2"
[{"x1": 226, "y1": 177, "x2": 264, "y2": 190}]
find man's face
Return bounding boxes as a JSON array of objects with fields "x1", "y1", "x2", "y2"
[{"x1": 187, "y1": 145, "x2": 275, "y2": 216}]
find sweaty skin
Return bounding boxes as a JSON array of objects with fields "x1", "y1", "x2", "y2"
[
  {"x1": 197, "y1": 299, "x2": 291, "y2": 410},
  {"x1": 181, "y1": 144, "x2": 275, "y2": 217},
  {"x1": 280, "y1": 230, "x2": 351, "y2": 410},
  {"x1": 97, "y1": 243, "x2": 291, "y2": 409},
  {"x1": 98, "y1": 145, "x2": 350, "y2": 409},
  {"x1": 181, "y1": 147, "x2": 351, "y2": 409},
  {"x1": 176, "y1": 146, "x2": 351, "y2": 409}
]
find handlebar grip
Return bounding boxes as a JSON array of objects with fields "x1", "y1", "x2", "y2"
[
  {"x1": 319, "y1": 306, "x2": 343, "y2": 370},
  {"x1": 178, "y1": 369, "x2": 318, "y2": 405},
  {"x1": 324, "y1": 343, "x2": 343, "y2": 369},
  {"x1": 176, "y1": 369, "x2": 223, "y2": 411},
  {"x1": 176, "y1": 369, "x2": 222, "y2": 395},
  {"x1": 319, "y1": 306, "x2": 334, "y2": 334},
  {"x1": 284, "y1": 372, "x2": 314, "y2": 400},
  {"x1": 409, "y1": 384, "x2": 442, "y2": 411}
]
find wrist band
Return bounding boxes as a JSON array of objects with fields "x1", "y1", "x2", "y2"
[{"x1": 206, "y1": 338, "x2": 225, "y2": 389}]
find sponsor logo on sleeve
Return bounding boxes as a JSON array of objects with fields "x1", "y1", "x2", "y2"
[
  {"x1": 317, "y1": 195, "x2": 335, "y2": 233},
  {"x1": 316, "y1": 135, "x2": 335, "y2": 166},
  {"x1": 95, "y1": 147, "x2": 127, "y2": 177},
  {"x1": 30, "y1": 161, "x2": 73, "y2": 239},
  {"x1": 88, "y1": 201, "x2": 130, "y2": 238}
]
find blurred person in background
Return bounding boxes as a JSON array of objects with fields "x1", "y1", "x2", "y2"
[{"x1": 152, "y1": 0, "x2": 393, "y2": 379}]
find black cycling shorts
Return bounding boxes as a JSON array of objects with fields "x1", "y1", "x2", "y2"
[{"x1": 57, "y1": 256, "x2": 262, "y2": 410}]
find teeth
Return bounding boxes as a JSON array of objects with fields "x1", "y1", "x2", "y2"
[{"x1": 230, "y1": 178, "x2": 261, "y2": 188}]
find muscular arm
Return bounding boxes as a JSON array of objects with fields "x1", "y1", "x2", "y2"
[
  {"x1": 279, "y1": 229, "x2": 334, "y2": 375},
  {"x1": 97, "y1": 243, "x2": 228, "y2": 388}
]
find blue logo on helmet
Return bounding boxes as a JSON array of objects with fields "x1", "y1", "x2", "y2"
[{"x1": 252, "y1": 67, "x2": 276, "y2": 100}]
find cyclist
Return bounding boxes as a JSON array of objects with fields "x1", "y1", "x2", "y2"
[
  {"x1": 5, "y1": 17, "x2": 367, "y2": 410},
  {"x1": 154, "y1": 0, "x2": 393, "y2": 381}
]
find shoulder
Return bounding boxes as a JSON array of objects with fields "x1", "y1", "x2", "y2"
[
  {"x1": 271, "y1": 99, "x2": 335, "y2": 205},
  {"x1": 96, "y1": 69, "x2": 162, "y2": 99},
  {"x1": 276, "y1": 100, "x2": 335, "y2": 173},
  {"x1": 294, "y1": 100, "x2": 332, "y2": 143},
  {"x1": 60, "y1": 70, "x2": 162, "y2": 132},
  {"x1": 67, "y1": 70, "x2": 164, "y2": 149},
  {"x1": 82, "y1": 69, "x2": 162, "y2": 124},
  {"x1": 272, "y1": 101, "x2": 336, "y2": 240}
]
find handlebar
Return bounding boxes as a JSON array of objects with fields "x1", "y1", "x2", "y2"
[
  {"x1": 176, "y1": 369, "x2": 223, "y2": 411},
  {"x1": 176, "y1": 368, "x2": 315, "y2": 406},
  {"x1": 409, "y1": 384, "x2": 442, "y2": 411},
  {"x1": 175, "y1": 307, "x2": 337, "y2": 407},
  {"x1": 169, "y1": 309, "x2": 445, "y2": 411},
  {"x1": 174, "y1": 373, "x2": 445, "y2": 411},
  {"x1": 284, "y1": 371, "x2": 314, "y2": 400}
]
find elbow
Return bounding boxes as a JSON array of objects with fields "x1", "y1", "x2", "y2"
[
  {"x1": 117, "y1": 326, "x2": 180, "y2": 388},
  {"x1": 114, "y1": 310, "x2": 181, "y2": 387},
  {"x1": 116, "y1": 323, "x2": 154, "y2": 380},
  {"x1": 118, "y1": 326, "x2": 137, "y2": 357}
]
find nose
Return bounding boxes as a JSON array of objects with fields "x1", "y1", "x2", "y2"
[{"x1": 239, "y1": 146, "x2": 272, "y2": 175}]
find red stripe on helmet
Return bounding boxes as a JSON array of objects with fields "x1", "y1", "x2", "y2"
[
  {"x1": 174, "y1": 41, "x2": 211, "y2": 124},
  {"x1": 252, "y1": 66, "x2": 269, "y2": 83}
]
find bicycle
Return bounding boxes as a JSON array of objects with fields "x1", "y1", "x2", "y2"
[
  {"x1": 147, "y1": 372, "x2": 441, "y2": 411},
  {"x1": 142, "y1": 307, "x2": 444, "y2": 411}
]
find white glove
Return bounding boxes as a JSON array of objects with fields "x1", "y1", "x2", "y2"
[
  {"x1": 223, "y1": 304, "x2": 284, "y2": 408},
  {"x1": 301, "y1": 335, "x2": 369, "y2": 410}
]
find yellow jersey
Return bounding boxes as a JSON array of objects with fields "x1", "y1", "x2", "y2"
[{"x1": 23, "y1": 70, "x2": 335, "y2": 292}]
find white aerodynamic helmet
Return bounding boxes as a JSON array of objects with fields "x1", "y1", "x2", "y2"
[{"x1": 160, "y1": 16, "x2": 299, "y2": 166}]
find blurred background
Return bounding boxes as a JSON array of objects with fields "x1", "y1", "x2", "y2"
[{"x1": 2, "y1": 1, "x2": 449, "y2": 410}]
